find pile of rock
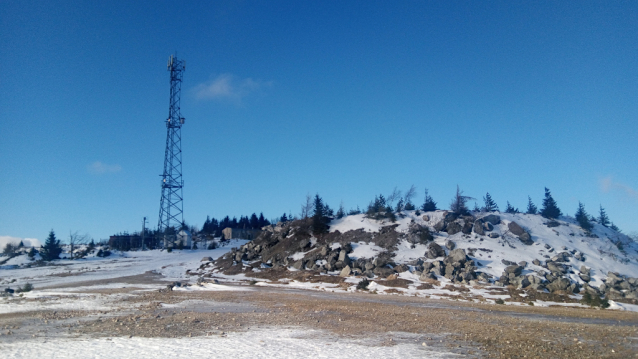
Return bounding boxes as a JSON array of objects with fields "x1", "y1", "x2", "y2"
[{"x1": 599, "y1": 272, "x2": 638, "y2": 301}]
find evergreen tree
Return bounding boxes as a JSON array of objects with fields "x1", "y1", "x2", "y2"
[
  {"x1": 610, "y1": 222, "x2": 620, "y2": 232},
  {"x1": 336, "y1": 202, "x2": 346, "y2": 219},
  {"x1": 348, "y1": 206, "x2": 361, "y2": 215},
  {"x1": 258, "y1": 212, "x2": 269, "y2": 227},
  {"x1": 27, "y1": 247, "x2": 36, "y2": 259},
  {"x1": 421, "y1": 188, "x2": 438, "y2": 212},
  {"x1": 598, "y1": 205, "x2": 610, "y2": 227},
  {"x1": 540, "y1": 187, "x2": 562, "y2": 219},
  {"x1": 40, "y1": 230, "x2": 62, "y2": 261},
  {"x1": 505, "y1": 201, "x2": 519, "y2": 214},
  {"x1": 312, "y1": 194, "x2": 329, "y2": 235},
  {"x1": 450, "y1": 185, "x2": 474, "y2": 215},
  {"x1": 395, "y1": 198, "x2": 404, "y2": 213},
  {"x1": 483, "y1": 192, "x2": 498, "y2": 212},
  {"x1": 404, "y1": 201, "x2": 415, "y2": 210},
  {"x1": 18, "y1": 240, "x2": 24, "y2": 248},
  {"x1": 575, "y1": 202, "x2": 592, "y2": 231},
  {"x1": 249, "y1": 213, "x2": 260, "y2": 229},
  {"x1": 280, "y1": 213, "x2": 288, "y2": 222},
  {"x1": 473, "y1": 202, "x2": 480, "y2": 212},
  {"x1": 526, "y1": 196, "x2": 538, "y2": 214}
]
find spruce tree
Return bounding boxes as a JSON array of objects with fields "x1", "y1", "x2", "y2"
[
  {"x1": 280, "y1": 213, "x2": 288, "y2": 222},
  {"x1": 610, "y1": 222, "x2": 620, "y2": 232},
  {"x1": 483, "y1": 192, "x2": 498, "y2": 212},
  {"x1": 526, "y1": 196, "x2": 538, "y2": 214},
  {"x1": 473, "y1": 202, "x2": 480, "y2": 212},
  {"x1": 421, "y1": 188, "x2": 438, "y2": 212},
  {"x1": 450, "y1": 185, "x2": 474, "y2": 215},
  {"x1": 395, "y1": 198, "x2": 404, "y2": 213},
  {"x1": 575, "y1": 202, "x2": 592, "y2": 232},
  {"x1": 505, "y1": 201, "x2": 519, "y2": 214},
  {"x1": 598, "y1": 205, "x2": 610, "y2": 227},
  {"x1": 40, "y1": 230, "x2": 62, "y2": 261},
  {"x1": 540, "y1": 187, "x2": 562, "y2": 219},
  {"x1": 312, "y1": 194, "x2": 328, "y2": 235},
  {"x1": 336, "y1": 202, "x2": 346, "y2": 219}
]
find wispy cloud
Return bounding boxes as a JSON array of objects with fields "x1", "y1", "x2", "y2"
[
  {"x1": 0, "y1": 235, "x2": 41, "y2": 248},
  {"x1": 193, "y1": 74, "x2": 271, "y2": 102},
  {"x1": 600, "y1": 176, "x2": 638, "y2": 200},
  {"x1": 88, "y1": 161, "x2": 122, "y2": 174}
]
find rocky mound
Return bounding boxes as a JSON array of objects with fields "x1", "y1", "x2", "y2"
[{"x1": 200, "y1": 211, "x2": 638, "y2": 304}]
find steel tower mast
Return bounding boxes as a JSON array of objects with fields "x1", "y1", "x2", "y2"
[{"x1": 158, "y1": 54, "x2": 186, "y2": 246}]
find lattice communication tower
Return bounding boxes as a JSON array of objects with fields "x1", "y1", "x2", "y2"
[{"x1": 158, "y1": 54, "x2": 186, "y2": 241}]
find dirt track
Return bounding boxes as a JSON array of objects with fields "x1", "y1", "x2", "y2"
[{"x1": 1, "y1": 276, "x2": 637, "y2": 358}]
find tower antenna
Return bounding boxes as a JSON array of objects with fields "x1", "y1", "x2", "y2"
[{"x1": 158, "y1": 54, "x2": 186, "y2": 248}]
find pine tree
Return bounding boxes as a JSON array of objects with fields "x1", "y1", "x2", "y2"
[
  {"x1": 250, "y1": 213, "x2": 259, "y2": 229},
  {"x1": 473, "y1": 202, "x2": 480, "y2": 212},
  {"x1": 421, "y1": 188, "x2": 438, "y2": 212},
  {"x1": 395, "y1": 198, "x2": 404, "y2": 213},
  {"x1": 540, "y1": 187, "x2": 562, "y2": 219},
  {"x1": 575, "y1": 202, "x2": 592, "y2": 231},
  {"x1": 312, "y1": 194, "x2": 328, "y2": 235},
  {"x1": 450, "y1": 185, "x2": 474, "y2": 215},
  {"x1": 598, "y1": 205, "x2": 610, "y2": 227},
  {"x1": 336, "y1": 202, "x2": 346, "y2": 219},
  {"x1": 40, "y1": 230, "x2": 62, "y2": 261},
  {"x1": 505, "y1": 201, "x2": 519, "y2": 214},
  {"x1": 526, "y1": 196, "x2": 538, "y2": 214},
  {"x1": 280, "y1": 213, "x2": 288, "y2": 222},
  {"x1": 483, "y1": 192, "x2": 498, "y2": 212},
  {"x1": 610, "y1": 222, "x2": 621, "y2": 232}
]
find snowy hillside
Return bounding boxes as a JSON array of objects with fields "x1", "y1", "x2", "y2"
[{"x1": 207, "y1": 210, "x2": 638, "y2": 308}]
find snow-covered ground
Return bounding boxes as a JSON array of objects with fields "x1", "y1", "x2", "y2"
[
  {"x1": 0, "y1": 327, "x2": 450, "y2": 359},
  {"x1": 0, "y1": 239, "x2": 249, "y2": 291}
]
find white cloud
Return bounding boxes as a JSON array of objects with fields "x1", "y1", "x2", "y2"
[
  {"x1": 193, "y1": 74, "x2": 271, "y2": 102},
  {"x1": 0, "y1": 236, "x2": 41, "y2": 248},
  {"x1": 88, "y1": 161, "x2": 122, "y2": 174},
  {"x1": 600, "y1": 176, "x2": 638, "y2": 200}
]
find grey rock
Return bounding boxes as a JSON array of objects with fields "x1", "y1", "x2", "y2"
[
  {"x1": 446, "y1": 222, "x2": 462, "y2": 235},
  {"x1": 201, "y1": 257, "x2": 213, "y2": 262},
  {"x1": 579, "y1": 273, "x2": 591, "y2": 282},
  {"x1": 293, "y1": 260, "x2": 306, "y2": 270},
  {"x1": 508, "y1": 221, "x2": 525, "y2": 236},
  {"x1": 546, "y1": 262, "x2": 566, "y2": 274},
  {"x1": 339, "y1": 265, "x2": 352, "y2": 277},
  {"x1": 546, "y1": 220, "x2": 560, "y2": 228},
  {"x1": 425, "y1": 242, "x2": 445, "y2": 259},
  {"x1": 518, "y1": 232, "x2": 534, "y2": 245},
  {"x1": 482, "y1": 214, "x2": 501, "y2": 225},
  {"x1": 446, "y1": 248, "x2": 468, "y2": 264},
  {"x1": 394, "y1": 264, "x2": 409, "y2": 273},
  {"x1": 434, "y1": 220, "x2": 446, "y2": 232},
  {"x1": 422, "y1": 215, "x2": 430, "y2": 221},
  {"x1": 320, "y1": 246, "x2": 329, "y2": 257},
  {"x1": 547, "y1": 278, "x2": 571, "y2": 292},
  {"x1": 488, "y1": 233, "x2": 499, "y2": 238},
  {"x1": 502, "y1": 259, "x2": 516, "y2": 266},
  {"x1": 446, "y1": 241, "x2": 456, "y2": 250},
  {"x1": 365, "y1": 262, "x2": 375, "y2": 271},
  {"x1": 532, "y1": 259, "x2": 541, "y2": 266},
  {"x1": 338, "y1": 250, "x2": 352, "y2": 266},
  {"x1": 420, "y1": 272, "x2": 437, "y2": 281},
  {"x1": 484, "y1": 222, "x2": 494, "y2": 232},
  {"x1": 580, "y1": 266, "x2": 590, "y2": 275},
  {"x1": 373, "y1": 266, "x2": 395, "y2": 277},
  {"x1": 473, "y1": 220, "x2": 485, "y2": 235},
  {"x1": 299, "y1": 238, "x2": 311, "y2": 249},
  {"x1": 504, "y1": 265, "x2": 523, "y2": 276},
  {"x1": 518, "y1": 261, "x2": 527, "y2": 267}
]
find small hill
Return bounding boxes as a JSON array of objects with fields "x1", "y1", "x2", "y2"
[{"x1": 201, "y1": 210, "x2": 638, "y2": 306}]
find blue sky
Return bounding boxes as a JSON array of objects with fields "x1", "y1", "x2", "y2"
[{"x1": 1, "y1": 1, "x2": 637, "y2": 243}]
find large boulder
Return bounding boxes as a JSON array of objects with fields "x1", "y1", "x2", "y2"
[
  {"x1": 504, "y1": 265, "x2": 523, "y2": 276},
  {"x1": 508, "y1": 221, "x2": 525, "y2": 236},
  {"x1": 482, "y1": 214, "x2": 501, "y2": 225},
  {"x1": 338, "y1": 250, "x2": 352, "y2": 266},
  {"x1": 339, "y1": 265, "x2": 352, "y2": 277},
  {"x1": 434, "y1": 220, "x2": 446, "y2": 232},
  {"x1": 425, "y1": 242, "x2": 445, "y2": 259},
  {"x1": 546, "y1": 278, "x2": 571, "y2": 292},
  {"x1": 446, "y1": 222, "x2": 462, "y2": 235},
  {"x1": 446, "y1": 248, "x2": 468, "y2": 264},
  {"x1": 518, "y1": 232, "x2": 533, "y2": 245},
  {"x1": 473, "y1": 220, "x2": 485, "y2": 235},
  {"x1": 445, "y1": 241, "x2": 455, "y2": 250},
  {"x1": 293, "y1": 259, "x2": 306, "y2": 270}
]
